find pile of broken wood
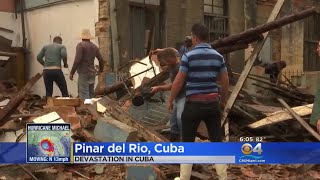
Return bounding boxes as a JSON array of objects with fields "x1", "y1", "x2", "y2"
[
  {"x1": 226, "y1": 72, "x2": 320, "y2": 143},
  {"x1": 0, "y1": 72, "x2": 319, "y2": 179}
]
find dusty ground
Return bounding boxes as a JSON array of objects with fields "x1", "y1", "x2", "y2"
[{"x1": 2, "y1": 164, "x2": 318, "y2": 180}]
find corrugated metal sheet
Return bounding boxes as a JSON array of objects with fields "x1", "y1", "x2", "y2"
[{"x1": 128, "y1": 92, "x2": 170, "y2": 125}]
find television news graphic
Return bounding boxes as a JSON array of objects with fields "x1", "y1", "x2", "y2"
[
  {"x1": 26, "y1": 123, "x2": 71, "y2": 163},
  {"x1": 72, "y1": 142, "x2": 320, "y2": 164}
]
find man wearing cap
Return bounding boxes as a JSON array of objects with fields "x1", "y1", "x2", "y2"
[
  {"x1": 37, "y1": 36, "x2": 69, "y2": 97},
  {"x1": 310, "y1": 41, "x2": 320, "y2": 134},
  {"x1": 179, "y1": 36, "x2": 193, "y2": 56},
  {"x1": 69, "y1": 29, "x2": 104, "y2": 99}
]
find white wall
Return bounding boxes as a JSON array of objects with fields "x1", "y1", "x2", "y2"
[
  {"x1": 25, "y1": 0, "x2": 99, "y2": 97},
  {"x1": 0, "y1": 12, "x2": 22, "y2": 47}
]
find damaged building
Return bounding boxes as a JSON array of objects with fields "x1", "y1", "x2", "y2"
[{"x1": 1, "y1": 0, "x2": 320, "y2": 179}]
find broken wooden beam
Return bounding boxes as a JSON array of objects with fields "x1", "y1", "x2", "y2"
[
  {"x1": 277, "y1": 98, "x2": 320, "y2": 141},
  {"x1": 0, "y1": 73, "x2": 42, "y2": 126},
  {"x1": 0, "y1": 51, "x2": 17, "y2": 57},
  {"x1": 212, "y1": 7, "x2": 319, "y2": 48},
  {"x1": 118, "y1": 69, "x2": 170, "y2": 105},
  {"x1": 243, "y1": 104, "x2": 283, "y2": 114},
  {"x1": 10, "y1": 113, "x2": 46, "y2": 118},
  {"x1": 248, "y1": 104, "x2": 313, "y2": 129},
  {"x1": 94, "y1": 79, "x2": 133, "y2": 96},
  {"x1": 98, "y1": 96, "x2": 169, "y2": 142},
  {"x1": 216, "y1": 43, "x2": 248, "y2": 54},
  {"x1": 221, "y1": 0, "x2": 286, "y2": 140},
  {"x1": 233, "y1": 105, "x2": 257, "y2": 122},
  {"x1": 215, "y1": 33, "x2": 264, "y2": 54}
]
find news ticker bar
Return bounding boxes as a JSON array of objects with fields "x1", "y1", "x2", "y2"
[
  {"x1": 1, "y1": 142, "x2": 320, "y2": 164},
  {"x1": 72, "y1": 156, "x2": 236, "y2": 164}
]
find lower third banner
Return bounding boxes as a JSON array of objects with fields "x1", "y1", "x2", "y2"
[{"x1": 72, "y1": 142, "x2": 320, "y2": 164}]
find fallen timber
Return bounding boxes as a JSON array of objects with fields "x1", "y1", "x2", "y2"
[
  {"x1": 0, "y1": 73, "x2": 42, "y2": 126},
  {"x1": 278, "y1": 98, "x2": 320, "y2": 141},
  {"x1": 215, "y1": 33, "x2": 264, "y2": 54},
  {"x1": 212, "y1": 7, "x2": 319, "y2": 49},
  {"x1": 118, "y1": 69, "x2": 170, "y2": 105},
  {"x1": 94, "y1": 79, "x2": 133, "y2": 96},
  {"x1": 248, "y1": 104, "x2": 313, "y2": 129},
  {"x1": 237, "y1": 72, "x2": 314, "y2": 101},
  {"x1": 220, "y1": 0, "x2": 286, "y2": 139}
]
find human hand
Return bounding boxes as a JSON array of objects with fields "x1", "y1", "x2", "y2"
[
  {"x1": 69, "y1": 74, "x2": 74, "y2": 81},
  {"x1": 150, "y1": 86, "x2": 160, "y2": 94},
  {"x1": 167, "y1": 100, "x2": 174, "y2": 112}
]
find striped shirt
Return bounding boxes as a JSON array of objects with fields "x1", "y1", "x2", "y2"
[{"x1": 179, "y1": 43, "x2": 227, "y2": 97}]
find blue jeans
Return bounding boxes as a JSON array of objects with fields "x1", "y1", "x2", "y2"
[
  {"x1": 170, "y1": 96, "x2": 186, "y2": 136},
  {"x1": 78, "y1": 73, "x2": 96, "y2": 99}
]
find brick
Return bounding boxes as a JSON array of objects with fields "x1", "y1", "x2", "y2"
[
  {"x1": 66, "y1": 113, "x2": 79, "y2": 126},
  {"x1": 53, "y1": 98, "x2": 80, "y2": 106},
  {"x1": 93, "y1": 117, "x2": 138, "y2": 142},
  {"x1": 126, "y1": 165, "x2": 158, "y2": 180},
  {"x1": 71, "y1": 121, "x2": 82, "y2": 132}
]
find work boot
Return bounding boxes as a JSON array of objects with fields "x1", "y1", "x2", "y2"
[
  {"x1": 214, "y1": 164, "x2": 228, "y2": 180},
  {"x1": 174, "y1": 164, "x2": 193, "y2": 180}
]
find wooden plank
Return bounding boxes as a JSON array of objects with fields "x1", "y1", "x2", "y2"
[
  {"x1": 94, "y1": 79, "x2": 133, "y2": 96},
  {"x1": 98, "y1": 96, "x2": 169, "y2": 142},
  {"x1": 0, "y1": 73, "x2": 42, "y2": 126},
  {"x1": 277, "y1": 98, "x2": 320, "y2": 141},
  {"x1": 244, "y1": 104, "x2": 283, "y2": 114},
  {"x1": 233, "y1": 105, "x2": 257, "y2": 122},
  {"x1": 118, "y1": 69, "x2": 170, "y2": 105},
  {"x1": 212, "y1": 7, "x2": 319, "y2": 48},
  {"x1": 110, "y1": 0, "x2": 120, "y2": 72},
  {"x1": 221, "y1": 0, "x2": 285, "y2": 140},
  {"x1": 0, "y1": 51, "x2": 17, "y2": 57},
  {"x1": 53, "y1": 98, "x2": 80, "y2": 106},
  {"x1": 248, "y1": 104, "x2": 313, "y2": 129}
]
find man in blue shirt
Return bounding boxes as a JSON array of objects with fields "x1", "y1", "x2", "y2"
[{"x1": 170, "y1": 24, "x2": 229, "y2": 180}]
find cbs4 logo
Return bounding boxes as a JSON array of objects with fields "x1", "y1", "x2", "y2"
[{"x1": 241, "y1": 143, "x2": 263, "y2": 155}]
